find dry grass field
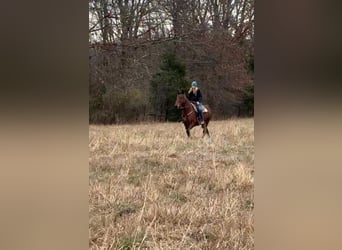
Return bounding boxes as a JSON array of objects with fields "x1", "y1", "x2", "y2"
[{"x1": 89, "y1": 119, "x2": 254, "y2": 249}]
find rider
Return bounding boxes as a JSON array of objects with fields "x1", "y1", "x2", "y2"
[{"x1": 188, "y1": 81, "x2": 204, "y2": 125}]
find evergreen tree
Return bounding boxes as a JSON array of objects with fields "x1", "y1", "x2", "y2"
[{"x1": 150, "y1": 52, "x2": 188, "y2": 121}]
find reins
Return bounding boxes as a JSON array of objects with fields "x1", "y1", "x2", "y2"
[{"x1": 186, "y1": 110, "x2": 194, "y2": 116}]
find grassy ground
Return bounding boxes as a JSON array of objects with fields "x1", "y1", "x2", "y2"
[{"x1": 89, "y1": 119, "x2": 254, "y2": 249}]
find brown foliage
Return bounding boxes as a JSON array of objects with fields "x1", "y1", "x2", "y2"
[{"x1": 89, "y1": 0, "x2": 254, "y2": 123}]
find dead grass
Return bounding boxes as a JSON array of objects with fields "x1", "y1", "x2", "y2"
[{"x1": 89, "y1": 119, "x2": 254, "y2": 249}]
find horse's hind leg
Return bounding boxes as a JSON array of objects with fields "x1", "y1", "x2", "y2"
[
  {"x1": 206, "y1": 127, "x2": 210, "y2": 137},
  {"x1": 202, "y1": 124, "x2": 210, "y2": 138},
  {"x1": 202, "y1": 125, "x2": 207, "y2": 138}
]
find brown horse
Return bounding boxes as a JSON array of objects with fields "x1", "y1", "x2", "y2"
[{"x1": 174, "y1": 92, "x2": 212, "y2": 137}]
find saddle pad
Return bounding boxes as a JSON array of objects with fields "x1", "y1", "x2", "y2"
[{"x1": 191, "y1": 103, "x2": 208, "y2": 113}]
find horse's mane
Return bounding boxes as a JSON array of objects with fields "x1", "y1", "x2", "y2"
[
  {"x1": 183, "y1": 93, "x2": 195, "y2": 105},
  {"x1": 178, "y1": 92, "x2": 188, "y2": 100}
]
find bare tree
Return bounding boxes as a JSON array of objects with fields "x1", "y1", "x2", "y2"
[{"x1": 89, "y1": 0, "x2": 254, "y2": 123}]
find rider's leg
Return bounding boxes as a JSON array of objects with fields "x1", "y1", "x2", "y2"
[{"x1": 197, "y1": 103, "x2": 204, "y2": 124}]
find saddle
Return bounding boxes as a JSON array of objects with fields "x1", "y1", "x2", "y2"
[{"x1": 190, "y1": 103, "x2": 208, "y2": 113}]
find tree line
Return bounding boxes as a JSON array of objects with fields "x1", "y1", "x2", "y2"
[{"x1": 89, "y1": 0, "x2": 254, "y2": 124}]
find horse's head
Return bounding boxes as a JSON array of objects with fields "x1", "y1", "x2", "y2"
[{"x1": 175, "y1": 91, "x2": 187, "y2": 109}]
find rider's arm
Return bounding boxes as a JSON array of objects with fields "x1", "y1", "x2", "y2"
[{"x1": 197, "y1": 89, "x2": 202, "y2": 103}]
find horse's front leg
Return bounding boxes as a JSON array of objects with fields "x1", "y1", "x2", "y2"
[{"x1": 183, "y1": 123, "x2": 190, "y2": 137}]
